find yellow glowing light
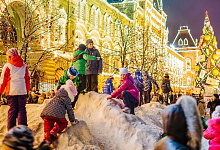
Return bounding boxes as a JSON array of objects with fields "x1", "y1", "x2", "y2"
[
  {"x1": 213, "y1": 69, "x2": 219, "y2": 76},
  {"x1": 213, "y1": 54, "x2": 219, "y2": 60}
]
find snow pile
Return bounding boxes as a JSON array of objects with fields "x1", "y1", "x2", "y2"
[
  {"x1": 74, "y1": 92, "x2": 163, "y2": 150},
  {"x1": 0, "y1": 92, "x2": 209, "y2": 150}
]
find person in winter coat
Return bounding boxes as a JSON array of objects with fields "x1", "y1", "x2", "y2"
[
  {"x1": 161, "y1": 73, "x2": 173, "y2": 105},
  {"x1": 134, "y1": 69, "x2": 143, "y2": 105},
  {"x1": 204, "y1": 106, "x2": 220, "y2": 150},
  {"x1": 41, "y1": 80, "x2": 78, "y2": 145},
  {"x1": 71, "y1": 44, "x2": 100, "y2": 108},
  {"x1": 198, "y1": 98, "x2": 206, "y2": 118},
  {"x1": 155, "y1": 96, "x2": 203, "y2": 150},
  {"x1": 57, "y1": 66, "x2": 80, "y2": 90},
  {"x1": 211, "y1": 94, "x2": 220, "y2": 116},
  {"x1": 142, "y1": 71, "x2": 159, "y2": 104},
  {"x1": 106, "y1": 68, "x2": 140, "y2": 115},
  {"x1": 102, "y1": 76, "x2": 114, "y2": 95},
  {"x1": 0, "y1": 48, "x2": 30, "y2": 130},
  {"x1": 85, "y1": 39, "x2": 103, "y2": 92}
]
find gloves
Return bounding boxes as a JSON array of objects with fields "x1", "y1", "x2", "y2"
[{"x1": 96, "y1": 57, "x2": 101, "y2": 60}]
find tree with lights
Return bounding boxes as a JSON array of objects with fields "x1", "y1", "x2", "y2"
[{"x1": 195, "y1": 11, "x2": 219, "y2": 92}]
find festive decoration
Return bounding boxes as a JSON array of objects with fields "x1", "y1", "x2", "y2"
[{"x1": 195, "y1": 11, "x2": 220, "y2": 91}]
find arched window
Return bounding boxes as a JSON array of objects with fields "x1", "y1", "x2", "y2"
[
  {"x1": 186, "y1": 58, "x2": 191, "y2": 70},
  {"x1": 178, "y1": 38, "x2": 183, "y2": 46},
  {"x1": 107, "y1": 16, "x2": 111, "y2": 35},
  {"x1": 184, "y1": 38, "x2": 188, "y2": 45},
  {"x1": 115, "y1": 20, "x2": 119, "y2": 37},
  {"x1": 103, "y1": 13, "x2": 108, "y2": 33},
  {"x1": 90, "y1": 5, "x2": 95, "y2": 25},
  {"x1": 75, "y1": 1, "x2": 80, "y2": 18},
  {"x1": 96, "y1": 8, "x2": 101, "y2": 28}
]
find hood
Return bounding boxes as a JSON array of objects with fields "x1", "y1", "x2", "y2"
[
  {"x1": 8, "y1": 55, "x2": 24, "y2": 67},
  {"x1": 73, "y1": 50, "x2": 86, "y2": 57},
  {"x1": 176, "y1": 96, "x2": 203, "y2": 150},
  {"x1": 142, "y1": 71, "x2": 148, "y2": 77},
  {"x1": 105, "y1": 78, "x2": 112, "y2": 84},
  {"x1": 162, "y1": 104, "x2": 188, "y2": 145},
  {"x1": 59, "y1": 85, "x2": 75, "y2": 102},
  {"x1": 162, "y1": 78, "x2": 170, "y2": 82},
  {"x1": 135, "y1": 71, "x2": 141, "y2": 77}
]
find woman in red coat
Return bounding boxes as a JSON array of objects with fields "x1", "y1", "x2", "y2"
[
  {"x1": 107, "y1": 68, "x2": 140, "y2": 114},
  {"x1": 204, "y1": 106, "x2": 220, "y2": 150}
]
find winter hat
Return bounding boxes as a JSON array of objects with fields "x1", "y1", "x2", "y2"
[
  {"x1": 119, "y1": 68, "x2": 128, "y2": 75},
  {"x1": 176, "y1": 96, "x2": 203, "y2": 150},
  {"x1": 67, "y1": 66, "x2": 79, "y2": 77},
  {"x1": 86, "y1": 39, "x2": 93, "y2": 45},
  {"x1": 165, "y1": 72, "x2": 169, "y2": 78},
  {"x1": 212, "y1": 105, "x2": 220, "y2": 119},
  {"x1": 213, "y1": 94, "x2": 219, "y2": 99},
  {"x1": 78, "y1": 44, "x2": 86, "y2": 51},
  {"x1": 135, "y1": 69, "x2": 141, "y2": 76},
  {"x1": 109, "y1": 76, "x2": 114, "y2": 79},
  {"x1": 6, "y1": 48, "x2": 19, "y2": 56},
  {"x1": 66, "y1": 79, "x2": 77, "y2": 96},
  {"x1": 142, "y1": 71, "x2": 148, "y2": 77},
  {"x1": 3, "y1": 125, "x2": 34, "y2": 150}
]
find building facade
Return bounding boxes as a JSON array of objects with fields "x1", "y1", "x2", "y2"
[
  {"x1": 172, "y1": 26, "x2": 199, "y2": 93},
  {"x1": 0, "y1": 0, "x2": 185, "y2": 92}
]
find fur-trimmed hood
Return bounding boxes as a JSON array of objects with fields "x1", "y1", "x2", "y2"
[
  {"x1": 60, "y1": 85, "x2": 75, "y2": 102},
  {"x1": 176, "y1": 96, "x2": 203, "y2": 150}
]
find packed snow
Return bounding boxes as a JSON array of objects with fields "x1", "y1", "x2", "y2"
[{"x1": 0, "y1": 92, "x2": 209, "y2": 149}]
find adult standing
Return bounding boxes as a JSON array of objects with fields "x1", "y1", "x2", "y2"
[
  {"x1": 161, "y1": 73, "x2": 173, "y2": 105},
  {"x1": 85, "y1": 39, "x2": 102, "y2": 92},
  {"x1": 142, "y1": 71, "x2": 159, "y2": 104},
  {"x1": 71, "y1": 44, "x2": 99, "y2": 107},
  {"x1": 211, "y1": 94, "x2": 220, "y2": 116}
]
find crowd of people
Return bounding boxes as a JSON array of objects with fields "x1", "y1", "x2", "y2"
[{"x1": 0, "y1": 39, "x2": 220, "y2": 149}]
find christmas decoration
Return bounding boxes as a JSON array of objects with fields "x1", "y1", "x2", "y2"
[{"x1": 195, "y1": 11, "x2": 220, "y2": 91}]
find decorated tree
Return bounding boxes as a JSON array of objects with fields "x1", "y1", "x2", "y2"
[{"x1": 195, "y1": 11, "x2": 219, "y2": 92}]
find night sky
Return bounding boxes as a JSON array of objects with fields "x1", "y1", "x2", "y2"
[{"x1": 163, "y1": 0, "x2": 220, "y2": 45}]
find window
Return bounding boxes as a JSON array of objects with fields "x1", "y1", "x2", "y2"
[
  {"x1": 96, "y1": 8, "x2": 101, "y2": 28},
  {"x1": 186, "y1": 58, "x2": 191, "y2": 70},
  {"x1": 184, "y1": 38, "x2": 188, "y2": 45},
  {"x1": 178, "y1": 38, "x2": 183, "y2": 46},
  {"x1": 90, "y1": 5, "x2": 95, "y2": 25},
  {"x1": 103, "y1": 13, "x2": 108, "y2": 32}
]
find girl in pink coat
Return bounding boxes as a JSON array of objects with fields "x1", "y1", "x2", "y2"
[
  {"x1": 204, "y1": 105, "x2": 220, "y2": 150},
  {"x1": 107, "y1": 68, "x2": 140, "y2": 115}
]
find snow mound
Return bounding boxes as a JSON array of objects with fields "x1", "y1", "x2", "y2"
[
  {"x1": 75, "y1": 92, "x2": 163, "y2": 150},
  {"x1": 0, "y1": 92, "x2": 209, "y2": 150}
]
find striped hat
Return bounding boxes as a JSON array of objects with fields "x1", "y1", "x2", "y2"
[
  {"x1": 3, "y1": 125, "x2": 34, "y2": 150},
  {"x1": 67, "y1": 66, "x2": 79, "y2": 77},
  {"x1": 6, "y1": 48, "x2": 19, "y2": 56}
]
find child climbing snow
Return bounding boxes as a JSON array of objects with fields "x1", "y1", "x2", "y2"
[
  {"x1": 204, "y1": 105, "x2": 220, "y2": 150},
  {"x1": 41, "y1": 80, "x2": 78, "y2": 145}
]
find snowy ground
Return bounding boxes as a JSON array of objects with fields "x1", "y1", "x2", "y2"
[{"x1": 0, "y1": 92, "x2": 209, "y2": 150}]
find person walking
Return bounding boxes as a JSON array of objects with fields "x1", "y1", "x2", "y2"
[
  {"x1": 71, "y1": 44, "x2": 100, "y2": 107},
  {"x1": 0, "y1": 48, "x2": 30, "y2": 130},
  {"x1": 142, "y1": 71, "x2": 159, "y2": 104},
  {"x1": 134, "y1": 69, "x2": 143, "y2": 105},
  {"x1": 161, "y1": 73, "x2": 173, "y2": 105},
  {"x1": 85, "y1": 39, "x2": 102, "y2": 92}
]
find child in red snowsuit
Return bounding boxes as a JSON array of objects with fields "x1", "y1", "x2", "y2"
[{"x1": 41, "y1": 80, "x2": 78, "y2": 144}]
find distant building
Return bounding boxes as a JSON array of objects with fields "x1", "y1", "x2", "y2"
[{"x1": 172, "y1": 26, "x2": 199, "y2": 93}]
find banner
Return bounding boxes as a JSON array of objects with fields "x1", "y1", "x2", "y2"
[
  {"x1": 206, "y1": 77, "x2": 219, "y2": 85},
  {"x1": 198, "y1": 55, "x2": 206, "y2": 62},
  {"x1": 199, "y1": 70, "x2": 206, "y2": 79}
]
